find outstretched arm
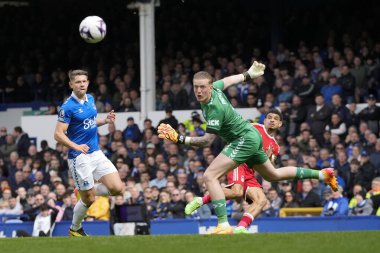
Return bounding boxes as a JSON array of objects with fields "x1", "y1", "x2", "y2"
[
  {"x1": 157, "y1": 124, "x2": 216, "y2": 147},
  {"x1": 188, "y1": 133, "x2": 216, "y2": 147},
  {"x1": 222, "y1": 61, "x2": 265, "y2": 90}
]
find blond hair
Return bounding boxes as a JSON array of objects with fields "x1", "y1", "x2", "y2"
[{"x1": 193, "y1": 71, "x2": 213, "y2": 84}]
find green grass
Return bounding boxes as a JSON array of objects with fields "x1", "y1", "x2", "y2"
[{"x1": 1, "y1": 231, "x2": 379, "y2": 253}]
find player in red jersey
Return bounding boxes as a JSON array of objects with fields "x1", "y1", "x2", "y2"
[{"x1": 185, "y1": 109, "x2": 282, "y2": 233}]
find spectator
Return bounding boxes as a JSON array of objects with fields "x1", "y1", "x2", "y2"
[
  {"x1": 168, "y1": 189, "x2": 185, "y2": 218},
  {"x1": 157, "y1": 107, "x2": 179, "y2": 131},
  {"x1": 297, "y1": 180, "x2": 321, "y2": 207},
  {"x1": 358, "y1": 94, "x2": 380, "y2": 135},
  {"x1": 281, "y1": 191, "x2": 299, "y2": 208},
  {"x1": 123, "y1": 117, "x2": 142, "y2": 142},
  {"x1": 325, "y1": 113, "x2": 347, "y2": 139},
  {"x1": 156, "y1": 190, "x2": 171, "y2": 219},
  {"x1": 322, "y1": 186, "x2": 349, "y2": 216},
  {"x1": 274, "y1": 83, "x2": 294, "y2": 106},
  {"x1": 288, "y1": 95, "x2": 307, "y2": 135},
  {"x1": 86, "y1": 196, "x2": 110, "y2": 221},
  {"x1": 0, "y1": 135, "x2": 17, "y2": 159},
  {"x1": 150, "y1": 169, "x2": 167, "y2": 189},
  {"x1": 351, "y1": 56, "x2": 367, "y2": 103},
  {"x1": 169, "y1": 82, "x2": 188, "y2": 110},
  {"x1": 0, "y1": 197, "x2": 23, "y2": 215},
  {"x1": 366, "y1": 177, "x2": 380, "y2": 199},
  {"x1": 349, "y1": 191, "x2": 373, "y2": 216},
  {"x1": 0, "y1": 127, "x2": 7, "y2": 146},
  {"x1": 260, "y1": 200, "x2": 278, "y2": 217},
  {"x1": 339, "y1": 65, "x2": 356, "y2": 103},
  {"x1": 369, "y1": 140, "x2": 380, "y2": 175},
  {"x1": 307, "y1": 94, "x2": 332, "y2": 146},
  {"x1": 24, "y1": 193, "x2": 46, "y2": 220},
  {"x1": 331, "y1": 94, "x2": 350, "y2": 124},
  {"x1": 31, "y1": 203, "x2": 59, "y2": 237},
  {"x1": 62, "y1": 193, "x2": 77, "y2": 221},
  {"x1": 311, "y1": 178, "x2": 326, "y2": 201},
  {"x1": 12, "y1": 127, "x2": 31, "y2": 157},
  {"x1": 143, "y1": 187, "x2": 157, "y2": 220},
  {"x1": 320, "y1": 75, "x2": 343, "y2": 105},
  {"x1": 296, "y1": 76, "x2": 316, "y2": 107},
  {"x1": 267, "y1": 187, "x2": 282, "y2": 209},
  {"x1": 317, "y1": 148, "x2": 335, "y2": 169}
]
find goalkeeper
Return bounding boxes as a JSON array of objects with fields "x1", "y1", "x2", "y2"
[{"x1": 158, "y1": 61, "x2": 338, "y2": 234}]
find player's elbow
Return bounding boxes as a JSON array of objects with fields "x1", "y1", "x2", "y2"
[{"x1": 54, "y1": 131, "x2": 59, "y2": 142}]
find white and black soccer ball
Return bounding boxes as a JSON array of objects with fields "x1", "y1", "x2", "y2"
[{"x1": 79, "y1": 16, "x2": 107, "y2": 43}]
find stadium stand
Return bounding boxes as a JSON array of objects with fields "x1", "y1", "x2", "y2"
[{"x1": 0, "y1": 0, "x2": 380, "y2": 235}]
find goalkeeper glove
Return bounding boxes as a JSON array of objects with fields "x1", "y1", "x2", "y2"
[
  {"x1": 243, "y1": 61, "x2": 266, "y2": 81},
  {"x1": 157, "y1": 123, "x2": 187, "y2": 144}
]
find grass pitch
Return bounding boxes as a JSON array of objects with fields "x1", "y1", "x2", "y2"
[{"x1": 1, "y1": 231, "x2": 379, "y2": 253}]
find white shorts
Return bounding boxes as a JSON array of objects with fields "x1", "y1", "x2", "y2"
[{"x1": 68, "y1": 150, "x2": 117, "y2": 191}]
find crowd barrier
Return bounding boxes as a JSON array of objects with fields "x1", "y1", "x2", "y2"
[
  {"x1": 150, "y1": 216, "x2": 380, "y2": 235},
  {"x1": 0, "y1": 220, "x2": 110, "y2": 238},
  {"x1": 1, "y1": 217, "x2": 379, "y2": 237}
]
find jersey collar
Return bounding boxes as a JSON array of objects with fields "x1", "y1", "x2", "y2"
[{"x1": 71, "y1": 92, "x2": 88, "y2": 105}]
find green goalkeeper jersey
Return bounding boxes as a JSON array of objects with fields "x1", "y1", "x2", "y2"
[{"x1": 200, "y1": 80, "x2": 253, "y2": 143}]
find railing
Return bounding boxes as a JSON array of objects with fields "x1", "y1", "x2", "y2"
[{"x1": 279, "y1": 207, "x2": 324, "y2": 217}]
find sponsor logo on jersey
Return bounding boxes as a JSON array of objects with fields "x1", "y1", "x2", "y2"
[
  {"x1": 83, "y1": 116, "x2": 96, "y2": 129},
  {"x1": 78, "y1": 108, "x2": 83, "y2": 113},
  {"x1": 207, "y1": 119, "x2": 220, "y2": 126}
]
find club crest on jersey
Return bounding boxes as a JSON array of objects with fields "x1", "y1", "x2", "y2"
[
  {"x1": 92, "y1": 103, "x2": 96, "y2": 109},
  {"x1": 58, "y1": 109, "x2": 65, "y2": 121},
  {"x1": 207, "y1": 119, "x2": 220, "y2": 126},
  {"x1": 78, "y1": 108, "x2": 83, "y2": 113}
]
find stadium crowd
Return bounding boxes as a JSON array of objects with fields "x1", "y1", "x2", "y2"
[{"x1": 1, "y1": 0, "x2": 380, "y2": 234}]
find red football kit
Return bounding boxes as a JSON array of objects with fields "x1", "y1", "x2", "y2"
[{"x1": 226, "y1": 123, "x2": 279, "y2": 199}]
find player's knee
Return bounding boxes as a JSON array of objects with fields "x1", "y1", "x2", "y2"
[
  {"x1": 203, "y1": 172, "x2": 214, "y2": 183},
  {"x1": 263, "y1": 174, "x2": 281, "y2": 182},
  {"x1": 233, "y1": 187, "x2": 244, "y2": 198},
  {"x1": 83, "y1": 196, "x2": 96, "y2": 207},
  {"x1": 108, "y1": 185, "x2": 123, "y2": 196}
]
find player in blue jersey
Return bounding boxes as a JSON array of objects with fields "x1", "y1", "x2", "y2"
[{"x1": 54, "y1": 69, "x2": 123, "y2": 237}]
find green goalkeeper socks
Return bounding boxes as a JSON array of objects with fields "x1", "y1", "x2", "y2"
[
  {"x1": 296, "y1": 167, "x2": 320, "y2": 180},
  {"x1": 212, "y1": 199, "x2": 228, "y2": 224}
]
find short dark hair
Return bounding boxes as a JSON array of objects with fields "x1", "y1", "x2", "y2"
[
  {"x1": 266, "y1": 109, "x2": 283, "y2": 121},
  {"x1": 355, "y1": 190, "x2": 366, "y2": 199},
  {"x1": 14, "y1": 126, "x2": 23, "y2": 133},
  {"x1": 40, "y1": 203, "x2": 50, "y2": 212}
]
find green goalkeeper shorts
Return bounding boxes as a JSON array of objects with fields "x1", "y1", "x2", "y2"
[{"x1": 221, "y1": 127, "x2": 268, "y2": 167}]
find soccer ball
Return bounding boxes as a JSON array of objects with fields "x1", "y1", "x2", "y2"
[{"x1": 79, "y1": 16, "x2": 107, "y2": 43}]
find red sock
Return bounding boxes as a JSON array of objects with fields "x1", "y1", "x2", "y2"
[
  {"x1": 202, "y1": 194, "x2": 211, "y2": 204},
  {"x1": 237, "y1": 213, "x2": 254, "y2": 228}
]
